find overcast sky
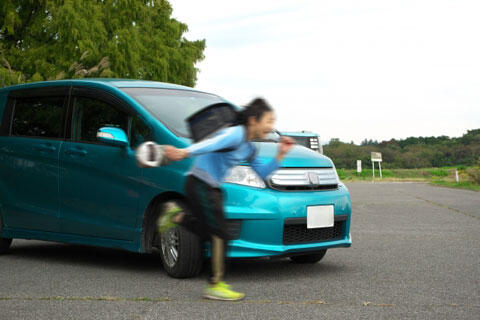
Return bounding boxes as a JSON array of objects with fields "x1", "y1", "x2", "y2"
[{"x1": 170, "y1": 0, "x2": 480, "y2": 144}]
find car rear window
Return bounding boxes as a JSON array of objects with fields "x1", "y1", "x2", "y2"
[{"x1": 12, "y1": 96, "x2": 64, "y2": 138}]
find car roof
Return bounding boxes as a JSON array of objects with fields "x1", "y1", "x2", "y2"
[
  {"x1": 0, "y1": 79, "x2": 196, "y2": 93},
  {"x1": 281, "y1": 131, "x2": 318, "y2": 137}
]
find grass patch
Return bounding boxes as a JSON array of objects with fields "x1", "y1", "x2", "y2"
[
  {"x1": 338, "y1": 168, "x2": 445, "y2": 181},
  {"x1": 426, "y1": 168, "x2": 449, "y2": 177},
  {"x1": 430, "y1": 180, "x2": 480, "y2": 192},
  {"x1": 337, "y1": 167, "x2": 479, "y2": 192}
]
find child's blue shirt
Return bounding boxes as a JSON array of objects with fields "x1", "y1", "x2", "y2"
[{"x1": 186, "y1": 125, "x2": 279, "y2": 187}]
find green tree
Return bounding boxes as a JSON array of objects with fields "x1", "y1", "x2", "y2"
[
  {"x1": 324, "y1": 129, "x2": 480, "y2": 169},
  {"x1": 0, "y1": 0, "x2": 205, "y2": 87}
]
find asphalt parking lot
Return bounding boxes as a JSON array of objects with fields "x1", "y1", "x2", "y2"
[{"x1": 1, "y1": 182, "x2": 479, "y2": 319}]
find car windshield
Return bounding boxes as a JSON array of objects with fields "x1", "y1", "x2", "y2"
[{"x1": 121, "y1": 88, "x2": 225, "y2": 137}]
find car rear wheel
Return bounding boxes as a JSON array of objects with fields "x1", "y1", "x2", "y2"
[
  {"x1": 0, "y1": 216, "x2": 12, "y2": 254},
  {"x1": 289, "y1": 250, "x2": 327, "y2": 263}
]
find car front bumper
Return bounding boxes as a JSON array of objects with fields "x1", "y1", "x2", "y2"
[{"x1": 221, "y1": 183, "x2": 352, "y2": 258}]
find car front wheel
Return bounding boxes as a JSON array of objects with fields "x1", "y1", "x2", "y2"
[{"x1": 160, "y1": 225, "x2": 203, "y2": 278}]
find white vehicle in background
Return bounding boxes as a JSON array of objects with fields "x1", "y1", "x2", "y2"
[{"x1": 280, "y1": 131, "x2": 323, "y2": 154}]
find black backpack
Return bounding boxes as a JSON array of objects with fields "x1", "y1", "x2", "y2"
[
  {"x1": 186, "y1": 102, "x2": 238, "y2": 142},
  {"x1": 186, "y1": 102, "x2": 257, "y2": 162}
]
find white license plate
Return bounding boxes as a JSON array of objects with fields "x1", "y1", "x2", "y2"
[{"x1": 307, "y1": 205, "x2": 334, "y2": 229}]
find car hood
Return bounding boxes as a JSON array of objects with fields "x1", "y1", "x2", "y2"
[
  {"x1": 178, "y1": 138, "x2": 334, "y2": 168},
  {"x1": 253, "y1": 142, "x2": 333, "y2": 168}
]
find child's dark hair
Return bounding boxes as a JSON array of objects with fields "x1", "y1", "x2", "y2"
[{"x1": 237, "y1": 98, "x2": 273, "y2": 125}]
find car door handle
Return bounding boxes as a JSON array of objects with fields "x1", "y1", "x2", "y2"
[
  {"x1": 65, "y1": 148, "x2": 88, "y2": 156},
  {"x1": 35, "y1": 143, "x2": 57, "y2": 152}
]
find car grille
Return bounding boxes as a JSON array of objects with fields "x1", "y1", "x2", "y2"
[
  {"x1": 269, "y1": 168, "x2": 338, "y2": 191},
  {"x1": 283, "y1": 216, "x2": 346, "y2": 244},
  {"x1": 273, "y1": 184, "x2": 338, "y2": 191}
]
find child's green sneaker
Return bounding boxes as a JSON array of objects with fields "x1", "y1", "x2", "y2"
[
  {"x1": 157, "y1": 206, "x2": 182, "y2": 234},
  {"x1": 204, "y1": 282, "x2": 245, "y2": 301}
]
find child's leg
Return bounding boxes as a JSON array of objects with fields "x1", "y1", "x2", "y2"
[
  {"x1": 172, "y1": 212, "x2": 184, "y2": 223},
  {"x1": 165, "y1": 202, "x2": 184, "y2": 222},
  {"x1": 204, "y1": 234, "x2": 244, "y2": 300},
  {"x1": 210, "y1": 235, "x2": 225, "y2": 284},
  {"x1": 157, "y1": 202, "x2": 184, "y2": 233}
]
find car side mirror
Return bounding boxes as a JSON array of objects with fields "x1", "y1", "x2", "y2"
[{"x1": 97, "y1": 127, "x2": 129, "y2": 147}]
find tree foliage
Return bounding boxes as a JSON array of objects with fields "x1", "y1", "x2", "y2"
[
  {"x1": 0, "y1": 0, "x2": 205, "y2": 87},
  {"x1": 324, "y1": 129, "x2": 480, "y2": 169}
]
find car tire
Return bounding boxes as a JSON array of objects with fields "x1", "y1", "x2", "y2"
[
  {"x1": 159, "y1": 224, "x2": 203, "y2": 278},
  {"x1": 289, "y1": 250, "x2": 327, "y2": 263},
  {"x1": 0, "y1": 216, "x2": 12, "y2": 254}
]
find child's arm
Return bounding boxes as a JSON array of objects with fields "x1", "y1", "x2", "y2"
[
  {"x1": 250, "y1": 136, "x2": 295, "y2": 179},
  {"x1": 164, "y1": 126, "x2": 243, "y2": 161},
  {"x1": 250, "y1": 157, "x2": 281, "y2": 180}
]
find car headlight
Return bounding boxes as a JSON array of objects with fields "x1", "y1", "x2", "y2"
[{"x1": 224, "y1": 166, "x2": 266, "y2": 189}]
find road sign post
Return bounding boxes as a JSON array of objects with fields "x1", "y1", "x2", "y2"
[{"x1": 371, "y1": 152, "x2": 382, "y2": 180}]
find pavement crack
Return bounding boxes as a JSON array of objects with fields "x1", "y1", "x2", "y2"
[
  {"x1": 399, "y1": 191, "x2": 479, "y2": 220},
  {"x1": 1, "y1": 296, "x2": 478, "y2": 310},
  {"x1": 0, "y1": 296, "x2": 171, "y2": 303}
]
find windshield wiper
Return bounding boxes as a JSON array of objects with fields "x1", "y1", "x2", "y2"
[{"x1": 252, "y1": 138, "x2": 278, "y2": 143}]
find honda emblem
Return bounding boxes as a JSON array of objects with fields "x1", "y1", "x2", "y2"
[{"x1": 308, "y1": 172, "x2": 319, "y2": 185}]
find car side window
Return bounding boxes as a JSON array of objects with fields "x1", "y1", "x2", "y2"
[
  {"x1": 72, "y1": 96, "x2": 129, "y2": 143},
  {"x1": 11, "y1": 96, "x2": 64, "y2": 138},
  {"x1": 130, "y1": 116, "x2": 152, "y2": 149}
]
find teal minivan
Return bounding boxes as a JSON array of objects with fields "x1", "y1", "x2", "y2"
[{"x1": 0, "y1": 79, "x2": 351, "y2": 278}]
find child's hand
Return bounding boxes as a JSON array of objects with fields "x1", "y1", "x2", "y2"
[
  {"x1": 164, "y1": 146, "x2": 189, "y2": 161},
  {"x1": 276, "y1": 136, "x2": 295, "y2": 161},
  {"x1": 279, "y1": 136, "x2": 295, "y2": 154}
]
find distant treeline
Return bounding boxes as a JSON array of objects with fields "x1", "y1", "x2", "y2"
[{"x1": 323, "y1": 129, "x2": 480, "y2": 169}]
